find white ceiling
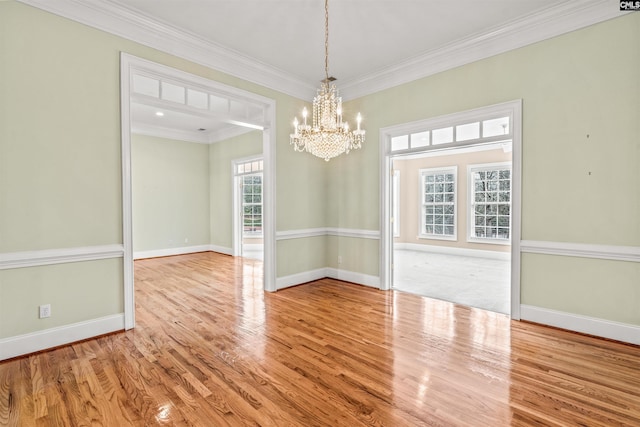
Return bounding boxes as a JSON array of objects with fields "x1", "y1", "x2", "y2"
[
  {"x1": 104, "y1": 0, "x2": 620, "y2": 98},
  {"x1": 114, "y1": 0, "x2": 562, "y2": 84},
  {"x1": 19, "y1": 0, "x2": 622, "y2": 141}
]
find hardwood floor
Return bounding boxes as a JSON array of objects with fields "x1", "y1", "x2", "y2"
[{"x1": 1, "y1": 251, "x2": 640, "y2": 426}]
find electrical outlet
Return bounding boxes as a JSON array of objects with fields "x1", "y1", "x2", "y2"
[
  {"x1": 338, "y1": 255, "x2": 342, "y2": 264},
  {"x1": 39, "y1": 304, "x2": 51, "y2": 319}
]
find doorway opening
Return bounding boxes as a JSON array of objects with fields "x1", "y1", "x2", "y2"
[
  {"x1": 233, "y1": 157, "x2": 264, "y2": 260},
  {"x1": 380, "y1": 100, "x2": 522, "y2": 318},
  {"x1": 120, "y1": 53, "x2": 277, "y2": 330}
]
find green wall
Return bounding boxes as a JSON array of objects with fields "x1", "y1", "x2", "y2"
[
  {"x1": 0, "y1": 1, "x2": 307, "y2": 342},
  {"x1": 0, "y1": 3, "x2": 122, "y2": 252},
  {"x1": 0, "y1": 259, "x2": 123, "y2": 337},
  {"x1": 331, "y1": 13, "x2": 639, "y2": 325},
  {"x1": 132, "y1": 134, "x2": 211, "y2": 252},
  {"x1": 1, "y1": 0, "x2": 638, "y2": 348}
]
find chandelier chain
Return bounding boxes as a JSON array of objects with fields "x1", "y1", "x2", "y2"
[{"x1": 324, "y1": 0, "x2": 329, "y2": 82}]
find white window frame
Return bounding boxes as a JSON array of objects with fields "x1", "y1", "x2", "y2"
[
  {"x1": 467, "y1": 162, "x2": 512, "y2": 245},
  {"x1": 418, "y1": 166, "x2": 457, "y2": 241},
  {"x1": 235, "y1": 158, "x2": 264, "y2": 238},
  {"x1": 388, "y1": 112, "x2": 512, "y2": 155},
  {"x1": 241, "y1": 173, "x2": 263, "y2": 237}
]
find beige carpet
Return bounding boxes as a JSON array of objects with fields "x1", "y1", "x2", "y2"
[{"x1": 393, "y1": 249, "x2": 510, "y2": 314}]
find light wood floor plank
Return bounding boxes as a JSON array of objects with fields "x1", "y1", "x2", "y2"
[{"x1": 1, "y1": 251, "x2": 640, "y2": 426}]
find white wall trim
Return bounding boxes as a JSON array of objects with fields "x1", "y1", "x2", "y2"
[
  {"x1": 395, "y1": 243, "x2": 510, "y2": 261},
  {"x1": 17, "y1": 0, "x2": 625, "y2": 101},
  {"x1": 340, "y1": 2, "x2": 627, "y2": 100},
  {"x1": 520, "y1": 305, "x2": 640, "y2": 346},
  {"x1": 521, "y1": 240, "x2": 640, "y2": 263},
  {"x1": 326, "y1": 228, "x2": 380, "y2": 240},
  {"x1": 133, "y1": 245, "x2": 212, "y2": 260},
  {"x1": 325, "y1": 268, "x2": 380, "y2": 289},
  {"x1": 276, "y1": 268, "x2": 328, "y2": 290},
  {"x1": 276, "y1": 228, "x2": 328, "y2": 240},
  {"x1": 0, "y1": 244, "x2": 124, "y2": 270},
  {"x1": 132, "y1": 117, "x2": 254, "y2": 145},
  {"x1": 209, "y1": 245, "x2": 234, "y2": 256},
  {"x1": 133, "y1": 244, "x2": 237, "y2": 260},
  {"x1": 131, "y1": 125, "x2": 210, "y2": 144},
  {"x1": 276, "y1": 267, "x2": 380, "y2": 291},
  {"x1": 0, "y1": 314, "x2": 125, "y2": 361},
  {"x1": 276, "y1": 228, "x2": 380, "y2": 241},
  {"x1": 17, "y1": 0, "x2": 315, "y2": 100}
]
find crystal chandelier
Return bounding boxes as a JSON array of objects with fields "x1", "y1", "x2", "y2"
[{"x1": 290, "y1": 0, "x2": 365, "y2": 161}]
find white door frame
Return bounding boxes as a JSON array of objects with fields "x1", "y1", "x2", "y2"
[
  {"x1": 379, "y1": 100, "x2": 522, "y2": 319},
  {"x1": 232, "y1": 156, "x2": 264, "y2": 257},
  {"x1": 120, "y1": 53, "x2": 277, "y2": 330}
]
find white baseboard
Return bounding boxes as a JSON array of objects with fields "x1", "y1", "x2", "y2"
[
  {"x1": 276, "y1": 268, "x2": 328, "y2": 290},
  {"x1": 208, "y1": 245, "x2": 233, "y2": 256},
  {"x1": 520, "y1": 305, "x2": 640, "y2": 345},
  {"x1": 276, "y1": 268, "x2": 380, "y2": 290},
  {"x1": 134, "y1": 245, "x2": 229, "y2": 260},
  {"x1": 395, "y1": 242, "x2": 510, "y2": 261},
  {"x1": 326, "y1": 268, "x2": 380, "y2": 288},
  {"x1": 0, "y1": 314, "x2": 125, "y2": 361}
]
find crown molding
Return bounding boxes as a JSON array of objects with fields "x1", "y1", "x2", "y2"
[
  {"x1": 339, "y1": 1, "x2": 628, "y2": 100},
  {"x1": 17, "y1": 0, "x2": 316, "y2": 100},
  {"x1": 131, "y1": 124, "x2": 209, "y2": 144},
  {"x1": 17, "y1": 0, "x2": 627, "y2": 101},
  {"x1": 131, "y1": 123, "x2": 254, "y2": 144},
  {"x1": 207, "y1": 125, "x2": 254, "y2": 144}
]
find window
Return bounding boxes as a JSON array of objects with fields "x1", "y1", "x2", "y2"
[
  {"x1": 389, "y1": 114, "x2": 511, "y2": 153},
  {"x1": 469, "y1": 164, "x2": 511, "y2": 242},
  {"x1": 391, "y1": 135, "x2": 409, "y2": 151},
  {"x1": 242, "y1": 174, "x2": 262, "y2": 236},
  {"x1": 420, "y1": 167, "x2": 456, "y2": 239},
  {"x1": 131, "y1": 72, "x2": 265, "y2": 117},
  {"x1": 236, "y1": 159, "x2": 264, "y2": 237}
]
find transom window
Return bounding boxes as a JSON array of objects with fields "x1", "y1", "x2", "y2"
[
  {"x1": 390, "y1": 116, "x2": 510, "y2": 153},
  {"x1": 132, "y1": 73, "x2": 264, "y2": 122},
  {"x1": 420, "y1": 167, "x2": 457, "y2": 240},
  {"x1": 469, "y1": 164, "x2": 511, "y2": 242}
]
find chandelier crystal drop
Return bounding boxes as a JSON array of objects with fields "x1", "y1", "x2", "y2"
[{"x1": 290, "y1": 0, "x2": 365, "y2": 161}]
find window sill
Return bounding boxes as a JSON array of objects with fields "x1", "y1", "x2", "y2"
[
  {"x1": 418, "y1": 234, "x2": 457, "y2": 242},
  {"x1": 467, "y1": 237, "x2": 510, "y2": 245}
]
